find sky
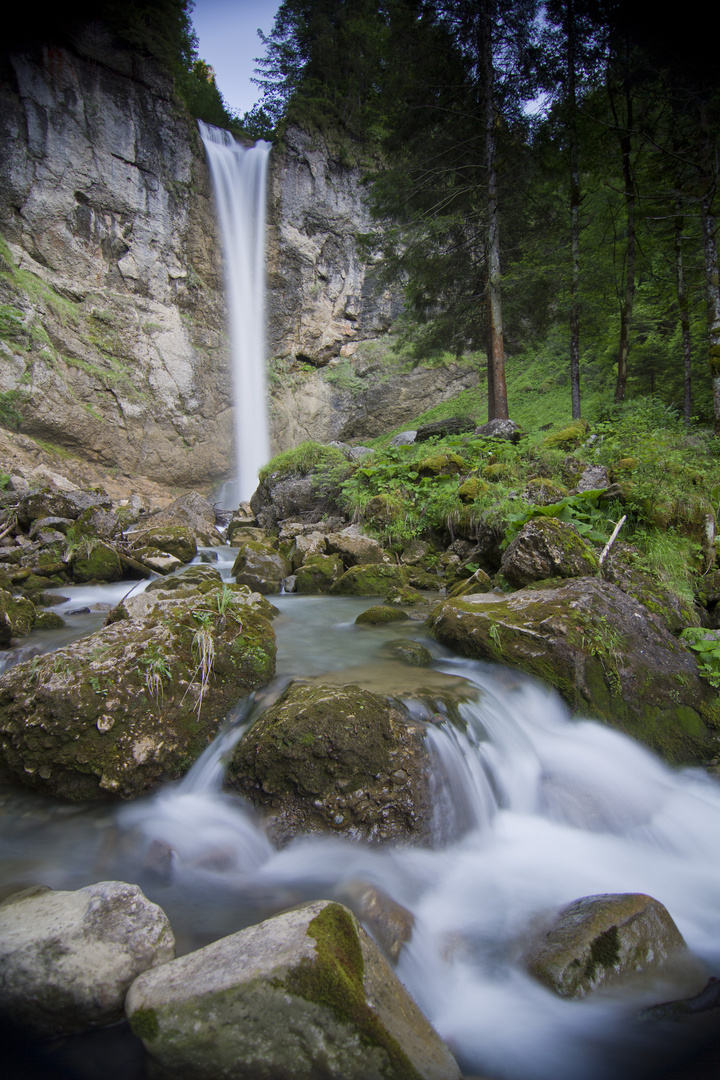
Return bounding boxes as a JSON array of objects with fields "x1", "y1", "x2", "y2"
[{"x1": 191, "y1": 0, "x2": 283, "y2": 117}]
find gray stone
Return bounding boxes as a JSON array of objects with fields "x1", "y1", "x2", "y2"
[
  {"x1": 473, "y1": 419, "x2": 523, "y2": 442},
  {"x1": 126, "y1": 899, "x2": 460, "y2": 1080},
  {"x1": 0, "y1": 881, "x2": 174, "y2": 1036},
  {"x1": 500, "y1": 517, "x2": 599, "y2": 587},
  {"x1": 390, "y1": 430, "x2": 417, "y2": 447},
  {"x1": 524, "y1": 893, "x2": 703, "y2": 1000}
]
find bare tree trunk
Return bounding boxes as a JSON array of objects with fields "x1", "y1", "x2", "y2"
[
  {"x1": 609, "y1": 73, "x2": 636, "y2": 405},
  {"x1": 699, "y1": 102, "x2": 720, "y2": 432},
  {"x1": 481, "y1": 0, "x2": 509, "y2": 421},
  {"x1": 567, "y1": 0, "x2": 581, "y2": 419},
  {"x1": 674, "y1": 199, "x2": 692, "y2": 425}
]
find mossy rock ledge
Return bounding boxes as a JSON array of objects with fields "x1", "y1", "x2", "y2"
[
  {"x1": 126, "y1": 899, "x2": 460, "y2": 1080},
  {"x1": 227, "y1": 681, "x2": 432, "y2": 846},
  {"x1": 426, "y1": 577, "x2": 720, "y2": 764},
  {"x1": 0, "y1": 589, "x2": 276, "y2": 800}
]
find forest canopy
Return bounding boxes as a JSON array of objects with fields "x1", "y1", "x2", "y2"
[{"x1": 251, "y1": 0, "x2": 720, "y2": 430}]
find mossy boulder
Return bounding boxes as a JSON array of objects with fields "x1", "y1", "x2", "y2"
[
  {"x1": 447, "y1": 570, "x2": 493, "y2": 598},
  {"x1": 294, "y1": 553, "x2": 344, "y2": 594},
  {"x1": 524, "y1": 893, "x2": 701, "y2": 1000},
  {"x1": 417, "y1": 452, "x2": 467, "y2": 478},
  {"x1": 129, "y1": 526, "x2": 198, "y2": 564},
  {"x1": 602, "y1": 545, "x2": 701, "y2": 634},
  {"x1": 32, "y1": 611, "x2": 65, "y2": 631},
  {"x1": 542, "y1": 418, "x2": 589, "y2": 449},
  {"x1": 232, "y1": 541, "x2": 292, "y2": 594},
  {"x1": 355, "y1": 606, "x2": 409, "y2": 626},
  {"x1": 0, "y1": 589, "x2": 35, "y2": 644},
  {"x1": 381, "y1": 640, "x2": 433, "y2": 666},
  {"x1": 524, "y1": 478, "x2": 568, "y2": 505},
  {"x1": 145, "y1": 564, "x2": 222, "y2": 594},
  {"x1": 501, "y1": 518, "x2": 599, "y2": 587},
  {"x1": 126, "y1": 900, "x2": 460, "y2": 1080},
  {"x1": 0, "y1": 588, "x2": 276, "y2": 800},
  {"x1": 458, "y1": 477, "x2": 490, "y2": 502},
  {"x1": 227, "y1": 681, "x2": 432, "y2": 845},
  {"x1": 362, "y1": 494, "x2": 405, "y2": 528},
  {"x1": 71, "y1": 541, "x2": 124, "y2": 583},
  {"x1": 330, "y1": 563, "x2": 409, "y2": 597},
  {"x1": 427, "y1": 577, "x2": 720, "y2": 764}
]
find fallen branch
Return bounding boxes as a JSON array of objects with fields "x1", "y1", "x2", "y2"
[{"x1": 599, "y1": 515, "x2": 627, "y2": 567}]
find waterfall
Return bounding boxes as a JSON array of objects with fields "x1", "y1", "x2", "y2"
[{"x1": 198, "y1": 122, "x2": 272, "y2": 506}]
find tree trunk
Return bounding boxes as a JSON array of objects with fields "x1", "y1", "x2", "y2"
[
  {"x1": 609, "y1": 73, "x2": 636, "y2": 405},
  {"x1": 481, "y1": 0, "x2": 509, "y2": 421},
  {"x1": 567, "y1": 0, "x2": 581, "y2": 419},
  {"x1": 674, "y1": 199, "x2": 692, "y2": 425},
  {"x1": 699, "y1": 102, "x2": 720, "y2": 432}
]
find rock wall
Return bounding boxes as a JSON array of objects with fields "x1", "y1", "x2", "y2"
[
  {"x1": 0, "y1": 24, "x2": 233, "y2": 490},
  {"x1": 0, "y1": 33, "x2": 478, "y2": 492}
]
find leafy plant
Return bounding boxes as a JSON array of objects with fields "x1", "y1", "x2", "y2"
[
  {"x1": 680, "y1": 628, "x2": 720, "y2": 689},
  {"x1": 501, "y1": 490, "x2": 615, "y2": 550}
]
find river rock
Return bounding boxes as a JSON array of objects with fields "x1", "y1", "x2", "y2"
[
  {"x1": 524, "y1": 893, "x2": 700, "y2": 999},
  {"x1": 294, "y1": 552, "x2": 345, "y2": 593},
  {"x1": 71, "y1": 539, "x2": 124, "y2": 583},
  {"x1": 227, "y1": 681, "x2": 432, "y2": 845},
  {"x1": 0, "y1": 881, "x2": 174, "y2": 1036},
  {"x1": 330, "y1": 562, "x2": 409, "y2": 596},
  {"x1": 232, "y1": 541, "x2": 292, "y2": 594},
  {"x1": 500, "y1": 517, "x2": 599, "y2": 587},
  {"x1": 427, "y1": 577, "x2": 720, "y2": 764},
  {"x1": 335, "y1": 881, "x2": 415, "y2": 962},
  {"x1": 128, "y1": 525, "x2": 198, "y2": 564},
  {"x1": 355, "y1": 605, "x2": 409, "y2": 625},
  {"x1": 0, "y1": 588, "x2": 35, "y2": 644},
  {"x1": 145, "y1": 494, "x2": 224, "y2": 547},
  {"x1": 126, "y1": 899, "x2": 460, "y2": 1080},
  {"x1": 325, "y1": 530, "x2": 386, "y2": 566},
  {"x1": 0, "y1": 587, "x2": 276, "y2": 799}
]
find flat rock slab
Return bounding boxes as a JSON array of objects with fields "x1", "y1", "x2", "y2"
[
  {"x1": 524, "y1": 892, "x2": 702, "y2": 999},
  {"x1": 126, "y1": 899, "x2": 459, "y2": 1080},
  {"x1": 0, "y1": 881, "x2": 174, "y2": 1036}
]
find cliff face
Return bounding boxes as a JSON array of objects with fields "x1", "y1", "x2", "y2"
[
  {"x1": 0, "y1": 24, "x2": 233, "y2": 489},
  {"x1": 0, "y1": 35, "x2": 476, "y2": 493}
]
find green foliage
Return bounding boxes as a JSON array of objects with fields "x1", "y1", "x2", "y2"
[
  {"x1": 502, "y1": 490, "x2": 615, "y2": 549},
  {"x1": 680, "y1": 628, "x2": 720, "y2": 689},
  {"x1": 259, "y1": 441, "x2": 348, "y2": 482}
]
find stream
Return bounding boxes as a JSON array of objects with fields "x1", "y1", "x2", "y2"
[{"x1": 2, "y1": 553, "x2": 720, "y2": 1078}]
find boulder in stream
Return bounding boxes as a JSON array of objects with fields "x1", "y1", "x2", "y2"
[
  {"x1": 126, "y1": 899, "x2": 460, "y2": 1080},
  {"x1": 427, "y1": 577, "x2": 720, "y2": 764},
  {"x1": 500, "y1": 517, "x2": 599, "y2": 586},
  {"x1": 524, "y1": 892, "x2": 703, "y2": 999},
  {"x1": 0, "y1": 881, "x2": 174, "y2": 1036},
  {"x1": 232, "y1": 540, "x2": 292, "y2": 594},
  {"x1": 0, "y1": 584, "x2": 276, "y2": 799},
  {"x1": 227, "y1": 681, "x2": 432, "y2": 845}
]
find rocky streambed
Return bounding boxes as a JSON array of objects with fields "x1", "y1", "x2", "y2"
[{"x1": 1, "y1": 472, "x2": 720, "y2": 1079}]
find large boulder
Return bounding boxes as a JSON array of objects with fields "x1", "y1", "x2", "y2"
[
  {"x1": 126, "y1": 900, "x2": 460, "y2": 1080},
  {"x1": 0, "y1": 881, "x2": 174, "y2": 1036},
  {"x1": 294, "y1": 552, "x2": 345, "y2": 593},
  {"x1": 500, "y1": 518, "x2": 599, "y2": 587},
  {"x1": 524, "y1": 893, "x2": 702, "y2": 1000},
  {"x1": 324, "y1": 530, "x2": 386, "y2": 566},
  {"x1": 128, "y1": 525, "x2": 198, "y2": 564},
  {"x1": 427, "y1": 577, "x2": 720, "y2": 764},
  {"x1": 143, "y1": 493, "x2": 224, "y2": 547},
  {"x1": 0, "y1": 585, "x2": 276, "y2": 799},
  {"x1": 227, "y1": 681, "x2": 432, "y2": 846}
]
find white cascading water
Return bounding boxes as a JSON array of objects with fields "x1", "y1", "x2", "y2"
[
  {"x1": 198, "y1": 122, "x2": 272, "y2": 506},
  {"x1": 4, "y1": 586, "x2": 720, "y2": 1077}
]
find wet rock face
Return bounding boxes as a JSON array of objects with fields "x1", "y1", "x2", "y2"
[
  {"x1": 524, "y1": 893, "x2": 702, "y2": 1000},
  {"x1": 0, "y1": 881, "x2": 174, "y2": 1036},
  {"x1": 227, "y1": 681, "x2": 432, "y2": 845},
  {"x1": 0, "y1": 586, "x2": 276, "y2": 799},
  {"x1": 0, "y1": 27, "x2": 233, "y2": 489},
  {"x1": 126, "y1": 899, "x2": 460, "y2": 1080},
  {"x1": 427, "y1": 577, "x2": 720, "y2": 764}
]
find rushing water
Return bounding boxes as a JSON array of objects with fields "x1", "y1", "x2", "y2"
[
  {"x1": 198, "y1": 123, "x2": 271, "y2": 505},
  {"x1": 2, "y1": 574, "x2": 720, "y2": 1079}
]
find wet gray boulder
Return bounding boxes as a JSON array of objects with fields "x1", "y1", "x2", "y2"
[
  {"x1": 0, "y1": 881, "x2": 174, "y2": 1036},
  {"x1": 324, "y1": 530, "x2": 386, "y2": 566},
  {"x1": 524, "y1": 893, "x2": 703, "y2": 1000},
  {"x1": 427, "y1": 577, "x2": 720, "y2": 764},
  {"x1": 126, "y1": 899, "x2": 460, "y2": 1080},
  {"x1": 227, "y1": 681, "x2": 432, "y2": 846},
  {"x1": 500, "y1": 517, "x2": 599, "y2": 587}
]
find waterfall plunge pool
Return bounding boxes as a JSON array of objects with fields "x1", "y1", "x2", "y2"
[{"x1": 2, "y1": 587, "x2": 720, "y2": 1079}]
